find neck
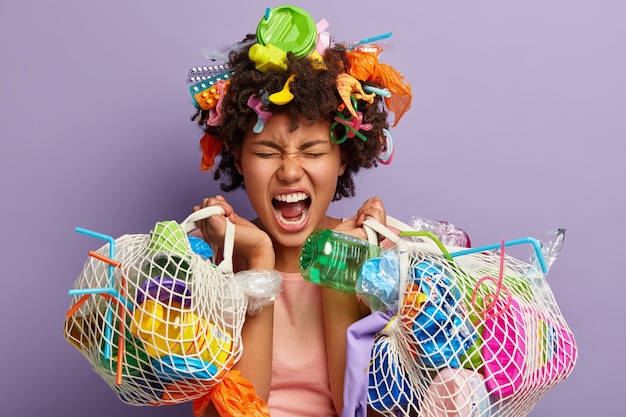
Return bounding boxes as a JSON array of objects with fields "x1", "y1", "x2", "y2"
[{"x1": 273, "y1": 243, "x2": 303, "y2": 273}]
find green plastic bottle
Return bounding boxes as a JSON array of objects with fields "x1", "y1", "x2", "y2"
[{"x1": 299, "y1": 229, "x2": 380, "y2": 293}]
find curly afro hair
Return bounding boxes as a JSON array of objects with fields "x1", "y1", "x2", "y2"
[{"x1": 192, "y1": 34, "x2": 390, "y2": 201}]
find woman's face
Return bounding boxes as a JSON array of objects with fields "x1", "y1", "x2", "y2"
[{"x1": 234, "y1": 113, "x2": 346, "y2": 250}]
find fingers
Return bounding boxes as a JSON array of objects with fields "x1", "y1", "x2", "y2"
[
  {"x1": 191, "y1": 195, "x2": 238, "y2": 248},
  {"x1": 198, "y1": 195, "x2": 236, "y2": 223},
  {"x1": 356, "y1": 196, "x2": 386, "y2": 227}
]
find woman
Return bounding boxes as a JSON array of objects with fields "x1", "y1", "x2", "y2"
[{"x1": 188, "y1": 6, "x2": 411, "y2": 416}]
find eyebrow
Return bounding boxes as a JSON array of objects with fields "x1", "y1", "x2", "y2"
[{"x1": 251, "y1": 139, "x2": 330, "y2": 151}]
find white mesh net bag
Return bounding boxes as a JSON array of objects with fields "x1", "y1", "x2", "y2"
[
  {"x1": 350, "y1": 216, "x2": 577, "y2": 417},
  {"x1": 64, "y1": 207, "x2": 264, "y2": 407}
]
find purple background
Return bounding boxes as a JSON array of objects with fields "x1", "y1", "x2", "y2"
[{"x1": 1, "y1": 0, "x2": 623, "y2": 415}]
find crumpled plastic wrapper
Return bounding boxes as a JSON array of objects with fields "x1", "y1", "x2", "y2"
[
  {"x1": 409, "y1": 216, "x2": 471, "y2": 248},
  {"x1": 234, "y1": 269, "x2": 283, "y2": 315}
]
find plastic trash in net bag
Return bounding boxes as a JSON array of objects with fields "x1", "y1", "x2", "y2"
[
  {"x1": 338, "y1": 215, "x2": 577, "y2": 417},
  {"x1": 64, "y1": 206, "x2": 281, "y2": 411}
]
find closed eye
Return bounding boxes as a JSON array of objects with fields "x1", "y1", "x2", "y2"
[
  {"x1": 302, "y1": 152, "x2": 325, "y2": 158},
  {"x1": 254, "y1": 152, "x2": 282, "y2": 159}
]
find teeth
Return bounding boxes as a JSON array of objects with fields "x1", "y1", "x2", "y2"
[{"x1": 274, "y1": 192, "x2": 308, "y2": 203}]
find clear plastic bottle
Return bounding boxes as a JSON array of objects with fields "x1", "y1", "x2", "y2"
[{"x1": 299, "y1": 229, "x2": 380, "y2": 293}]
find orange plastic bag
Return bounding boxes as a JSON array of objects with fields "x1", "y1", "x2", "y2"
[
  {"x1": 192, "y1": 369, "x2": 270, "y2": 417},
  {"x1": 199, "y1": 132, "x2": 224, "y2": 172},
  {"x1": 346, "y1": 47, "x2": 412, "y2": 127}
]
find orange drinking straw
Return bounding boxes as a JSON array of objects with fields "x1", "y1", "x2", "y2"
[
  {"x1": 115, "y1": 271, "x2": 128, "y2": 385},
  {"x1": 66, "y1": 292, "x2": 127, "y2": 317},
  {"x1": 65, "y1": 289, "x2": 130, "y2": 385},
  {"x1": 65, "y1": 294, "x2": 91, "y2": 318},
  {"x1": 88, "y1": 250, "x2": 121, "y2": 267}
]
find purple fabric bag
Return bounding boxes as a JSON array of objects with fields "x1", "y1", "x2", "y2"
[{"x1": 341, "y1": 311, "x2": 391, "y2": 417}]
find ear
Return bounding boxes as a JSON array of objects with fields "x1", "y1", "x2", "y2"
[
  {"x1": 233, "y1": 148, "x2": 243, "y2": 175},
  {"x1": 338, "y1": 151, "x2": 347, "y2": 177}
]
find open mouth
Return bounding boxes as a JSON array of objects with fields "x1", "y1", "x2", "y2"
[{"x1": 272, "y1": 192, "x2": 311, "y2": 227}]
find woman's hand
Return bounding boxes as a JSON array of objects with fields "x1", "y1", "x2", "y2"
[
  {"x1": 335, "y1": 196, "x2": 387, "y2": 241},
  {"x1": 193, "y1": 195, "x2": 275, "y2": 270}
]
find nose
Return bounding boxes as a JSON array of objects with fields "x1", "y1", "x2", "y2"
[{"x1": 276, "y1": 153, "x2": 304, "y2": 183}]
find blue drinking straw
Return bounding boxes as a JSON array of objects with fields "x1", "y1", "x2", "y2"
[
  {"x1": 399, "y1": 232, "x2": 548, "y2": 274},
  {"x1": 73, "y1": 227, "x2": 118, "y2": 359},
  {"x1": 363, "y1": 85, "x2": 391, "y2": 98},
  {"x1": 354, "y1": 31, "x2": 393, "y2": 46},
  {"x1": 448, "y1": 237, "x2": 548, "y2": 274}
]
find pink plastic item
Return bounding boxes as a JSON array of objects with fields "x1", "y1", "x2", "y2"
[
  {"x1": 481, "y1": 297, "x2": 526, "y2": 397},
  {"x1": 522, "y1": 305, "x2": 578, "y2": 384},
  {"x1": 482, "y1": 297, "x2": 578, "y2": 398},
  {"x1": 421, "y1": 368, "x2": 491, "y2": 417}
]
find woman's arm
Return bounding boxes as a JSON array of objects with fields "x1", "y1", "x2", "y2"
[
  {"x1": 322, "y1": 288, "x2": 365, "y2": 414},
  {"x1": 323, "y1": 197, "x2": 387, "y2": 415},
  {"x1": 193, "y1": 196, "x2": 276, "y2": 416}
]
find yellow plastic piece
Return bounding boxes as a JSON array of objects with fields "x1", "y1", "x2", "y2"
[
  {"x1": 131, "y1": 299, "x2": 180, "y2": 357},
  {"x1": 309, "y1": 49, "x2": 326, "y2": 70},
  {"x1": 269, "y1": 74, "x2": 295, "y2": 105},
  {"x1": 179, "y1": 312, "x2": 233, "y2": 365},
  {"x1": 248, "y1": 43, "x2": 288, "y2": 73},
  {"x1": 131, "y1": 299, "x2": 233, "y2": 367}
]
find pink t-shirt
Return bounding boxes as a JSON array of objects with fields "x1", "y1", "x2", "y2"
[{"x1": 267, "y1": 271, "x2": 338, "y2": 417}]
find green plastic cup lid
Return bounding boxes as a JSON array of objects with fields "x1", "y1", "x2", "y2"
[{"x1": 256, "y1": 5, "x2": 317, "y2": 58}]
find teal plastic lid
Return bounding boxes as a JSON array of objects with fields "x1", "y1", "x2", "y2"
[{"x1": 256, "y1": 5, "x2": 317, "y2": 58}]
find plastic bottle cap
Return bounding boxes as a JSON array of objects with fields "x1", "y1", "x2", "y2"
[{"x1": 256, "y1": 5, "x2": 317, "y2": 58}]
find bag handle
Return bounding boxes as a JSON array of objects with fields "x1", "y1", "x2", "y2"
[
  {"x1": 363, "y1": 216, "x2": 405, "y2": 249},
  {"x1": 362, "y1": 216, "x2": 462, "y2": 299},
  {"x1": 363, "y1": 215, "x2": 437, "y2": 251},
  {"x1": 364, "y1": 215, "x2": 456, "y2": 260},
  {"x1": 362, "y1": 216, "x2": 413, "y2": 303},
  {"x1": 366, "y1": 216, "x2": 547, "y2": 272},
  {"x1": 181, "y1": 206, "x2": 235, "y2": 272}
]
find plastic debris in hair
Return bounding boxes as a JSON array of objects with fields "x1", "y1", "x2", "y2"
[
  {"x1": 363, "y1": 85, "x2": 391, "y2": 98},
  {"x1": 269, "y1": 74, "x2": 295, "y2": 105},
  {"x1": 189, "y1": 70, "x2": 232, "y2": 110},
  {"x1": 187, "y1": 63, "x2": 231, "y2": 83},
  {"x1": 331, "y1": 96, "x2": 372, "y2": 144},
  {"x1": 248, "y1": 43, "x2": 288, "y2": 73},
  {"x1": 255, "y1": 5, "x2": 318, "y2": 59},
  {"x1": 199, "y1": 132, "x2": 223, "y2": 172},
  {"x1": 377, "y1": 128, "x2": 394, "y2": 165},
  {"x1": 247, "y1": 92, "x2": 272, "y2": 133},
  {"x1": 315, "y1": 18, "x2": 331, "y2": 56},
  {"x1": 193, "y1": 78, "x2": 230, "y2": 114},
  {"x1": 336, "y1": 73, "x2": 376, "y2": 119},
  {"x1": 205, "y1": 79, "x2": 229, "y2": 126},
  {"x1": 345, "y1": 44, "x2": 412, "y2": 127}
]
